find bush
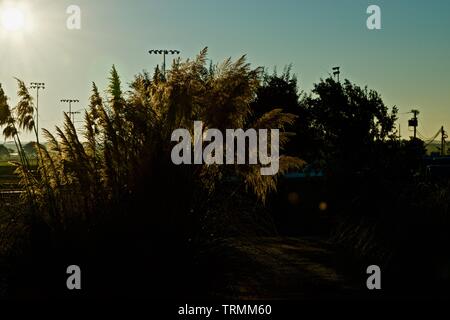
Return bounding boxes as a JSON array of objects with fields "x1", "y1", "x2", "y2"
[{"x1": 0, "y1": 49, "x2": 303, "y2": 298}]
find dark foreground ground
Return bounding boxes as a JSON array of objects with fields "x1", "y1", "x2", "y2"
[
  {"x1": 0, "y1": 170, "x2": 448, "y2": 300},
  {"x1": 0, "y1": 236, "x2": 366, "y2": 299},
  {"x1": 198, "y1": 237, "x2": 364, "y2": 300},
  {"x1": 1, "y1": 235, "x2": 449, "y2": 300}
]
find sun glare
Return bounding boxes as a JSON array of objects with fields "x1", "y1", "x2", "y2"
[{"x1": 1, "y1": 7, "x2": 25, "y2": 31}]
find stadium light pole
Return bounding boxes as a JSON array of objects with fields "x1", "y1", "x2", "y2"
[
  {"x1": 332, "y1": 67, "x2": 340, "y2": 82},
  {"x1": 148, "y1": 49, "x2": 180, "y2": 77},
  {"x1": 30, "y1": 82, "x2": 45, "y2": 142},
  {"x1": 61, "y1": 99, "x2": 80, "y2": 124}
]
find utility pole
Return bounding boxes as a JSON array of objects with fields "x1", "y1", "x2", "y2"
[
  {"x1": 332, "y1": 66, "x2": 340, "y2": 82},
  {"x1": 61, "y1": 99, "x2": 80, "y2": 124},
  {"x1": 408, "y1": 109, "x2": 420, "y2": 139},
  {"x1": 441, "y1": 126, "x2": 448, "y2": 156},
  {"x1": 30, "y1": 82, "x2": 45, "y2": 143},
  {"x1": 148, "y1": 49, "x2": 180, "y2": 77}
]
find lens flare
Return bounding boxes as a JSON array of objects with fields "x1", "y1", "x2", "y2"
[{"x1": 1, "y1": 8, "x2": 25, "y2": 31}]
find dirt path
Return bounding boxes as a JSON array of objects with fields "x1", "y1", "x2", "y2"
[{"x1": 205, "y1": 237, "x2": 364, "y2": 300}]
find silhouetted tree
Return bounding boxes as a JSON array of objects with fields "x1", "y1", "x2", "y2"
[
  {"x1": 250, "y1": 67, "x2": 320, "y2": 160},
  {"x1": 251, "y1": 66, "x2": 300, "y2": 119},
  {"x1": 301, "y1": 77, "x2": 398, "y2": 175}
]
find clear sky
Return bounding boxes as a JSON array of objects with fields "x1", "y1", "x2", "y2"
[{"x1": 0, "y1": 0, "x2": 449, "y2": 141}]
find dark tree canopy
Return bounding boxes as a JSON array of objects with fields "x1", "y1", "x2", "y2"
[
  {"x1": 301, "y1": 78, "x2": 398, "y2": 173},
  {"x1": 251, "y1": 66, "x2": 300, "y2": 119},
  {"x1": 250, "y1": 71, "x2": 400, "y2": 172}
]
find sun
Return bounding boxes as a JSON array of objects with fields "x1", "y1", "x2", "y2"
[{"x1": 1, "y1": 7, "x2": 25, "y2": 31}]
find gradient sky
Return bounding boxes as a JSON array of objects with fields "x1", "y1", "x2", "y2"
[{"x1": 0, "y1": 0, "x2": 449, "y2": 141}]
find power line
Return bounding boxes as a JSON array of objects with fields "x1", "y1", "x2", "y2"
[
  {"x1": 417, "y1": 129, "x2": 438, "y2": 142},
  {"x1": 422, "y1": 129, "x2": 442, "y2": 147}
]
